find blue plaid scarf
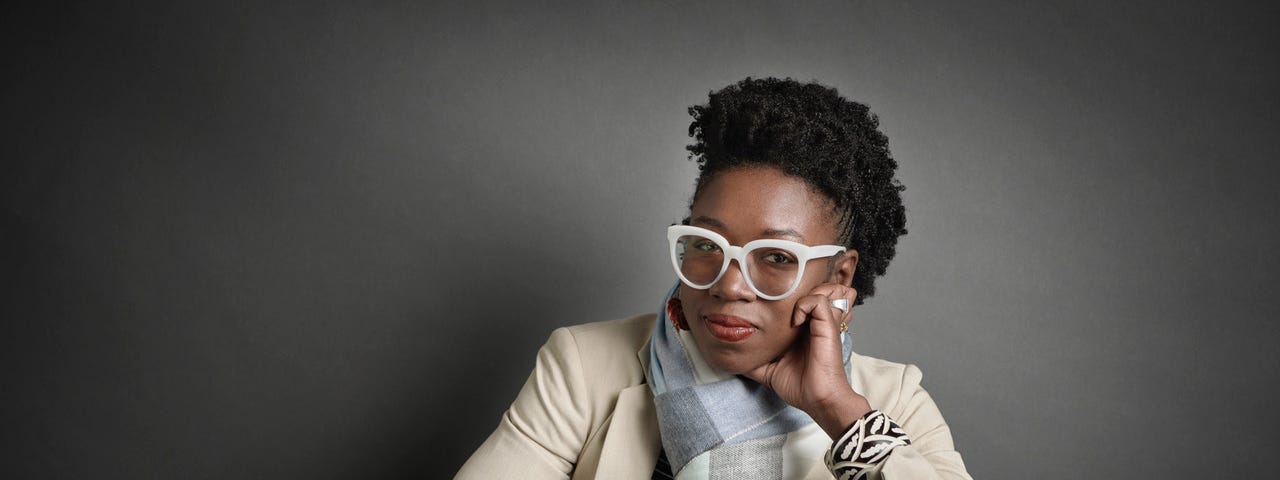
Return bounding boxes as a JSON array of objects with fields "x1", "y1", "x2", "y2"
[{"x1": 646, "y1": 283, "x2": 855, "y2": 479}]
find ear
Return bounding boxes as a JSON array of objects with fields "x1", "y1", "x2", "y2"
[{"x1": 828, "y1": 249, "x2": 858, "y2": 287}]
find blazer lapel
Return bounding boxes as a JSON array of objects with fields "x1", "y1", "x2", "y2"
[
  {"x1": 591, "y1": 333, "x2": 662, "y2": 478},
  {"x1": 592, "y1": 384, "x2": 661, "y2": 478}
]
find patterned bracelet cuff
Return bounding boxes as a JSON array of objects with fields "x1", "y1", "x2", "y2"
[{"x1": 825, "y1": 409, "x2": 911, "y2": 480}]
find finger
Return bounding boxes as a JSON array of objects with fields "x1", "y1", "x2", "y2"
[
  {"x1": 792, "y1": 293, "x2": 840, "y2": 341},
  {"x1": 790, "y1": 293, "x2": 824, "y2": 328},
  {"x1": 809, "y1": 284, "x2": 857, "y2": 325},
  {"x1": 809, "y1": 296, "x2": 842, "y2": 342}
]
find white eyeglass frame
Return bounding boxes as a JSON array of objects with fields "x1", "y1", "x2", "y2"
[{"x1": 667, "y1": 225, "x2": 846, "y2": 301}]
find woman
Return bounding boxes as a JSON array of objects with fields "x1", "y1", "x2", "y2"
[{"x1": 456, "y1": 78, "x2": 971, "y2": 479}]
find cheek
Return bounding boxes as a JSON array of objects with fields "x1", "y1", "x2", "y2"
[
  {"x1": 801, "y1": 263, "x2": 835, "y2": 288},
  {"x1": 757, "y1": 313, "x2": 800, "y2": 362},
  {"x1": 675, "y1": 286, "x2": 705, "y2": 318},
  {"x1": 764, "y1": 299, "x2": 802, "y2": 334},
  {"x1": 676, "y1": 285, "x2": 701, "y2": 305},
  {"x1": 764, "y1": 299, "x2": 799, "y2": 329}
]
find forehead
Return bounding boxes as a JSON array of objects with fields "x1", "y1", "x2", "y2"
[{"x1": 690, "y1": 166, "x2": 839, "y2": 243}]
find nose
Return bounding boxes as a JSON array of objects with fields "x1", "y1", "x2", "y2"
[{"x1": 709, "y1": 258, "x2": 756, "y2": 301}]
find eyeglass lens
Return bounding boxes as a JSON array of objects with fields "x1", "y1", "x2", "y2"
[{"x1": 674, "y1": 233, "x2": 800, "y2": 297}]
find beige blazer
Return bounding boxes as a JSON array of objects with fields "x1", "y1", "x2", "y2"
[{"x1": 456, "y1": 314, "x2": 971, "y2": 479}]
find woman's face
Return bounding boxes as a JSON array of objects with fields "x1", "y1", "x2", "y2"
[{"x1": 678, "y1": 165, "x2": 855, "y2": 375}]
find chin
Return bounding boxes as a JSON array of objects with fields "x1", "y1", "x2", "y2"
[
  {"x1": 689, "y1": 327, "x2": 781, "y2": 376},
  {"x1": 704, "y1": 351, "x2": 765, "y2": 376}
]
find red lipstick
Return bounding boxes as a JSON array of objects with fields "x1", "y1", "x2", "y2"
[{"x1": 704, "y1": 314, "x2": 757, "y2": 342}]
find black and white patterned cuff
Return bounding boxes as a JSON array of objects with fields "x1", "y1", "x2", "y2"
[{"x1": 825, "y1": 409, "x2": 911, "y2": 480}]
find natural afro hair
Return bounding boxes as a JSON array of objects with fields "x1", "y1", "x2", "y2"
[{"x1": 686, "y1": 77, "x2": 907, "y2": 306}]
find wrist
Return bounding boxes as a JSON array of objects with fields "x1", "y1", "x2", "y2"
[{"x1": 813, "y1": 390, "x2": 872, "y2": 439}]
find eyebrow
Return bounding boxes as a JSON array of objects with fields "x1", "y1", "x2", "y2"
[{"x1": 690, "y1": 216, "x2": 806, "y2": 241}]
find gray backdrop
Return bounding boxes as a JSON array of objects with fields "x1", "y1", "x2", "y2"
[{"x1": 4, "y1": 1, "x2": 1277, "y2": 479}]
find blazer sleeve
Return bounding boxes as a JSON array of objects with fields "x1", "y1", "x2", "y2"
[
  {"x1": 858, "y1": 364, "x2": 973, "y2": 480},
  {"x1": 455, "y1": 327, "x2": 592, "y2": 479}
]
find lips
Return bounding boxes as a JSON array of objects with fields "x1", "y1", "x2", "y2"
[{"x1": 703, "y1": 314, "x2": 757, "y2": 342}]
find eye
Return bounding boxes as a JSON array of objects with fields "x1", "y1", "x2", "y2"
[
  {"x1": 693, "y1": 240, "x2": 721, "y2": 253},
  {"x1": 762, "y1": 251, "x2": 796, "y2": 264}
]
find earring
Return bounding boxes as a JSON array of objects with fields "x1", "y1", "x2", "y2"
[{"x1": 666, "y1": 297, "x2": 689, "y2": 330}]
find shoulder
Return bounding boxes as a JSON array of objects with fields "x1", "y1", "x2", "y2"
[
  {"x1": 538, "y1": 313, "x2": 656, "y2": 395},
  {"x1": 847, "y1": 351, "x2": 926, "y2": 413},
  {"x1": 552, "y1": 313, "x2": 655, "y2": 357}
]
